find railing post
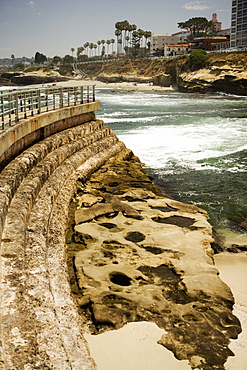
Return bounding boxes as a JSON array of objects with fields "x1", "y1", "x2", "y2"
[
  {"x1": 68, "y1": 88, "x2": 70, "y2": 106},
  {"x1": 15, "y1": 93, "x2": 19, "y2": 122},
  {"x1": 30, "y1": 91, "x2": 34, "y2": 116},
  {"x1": 46, "y1": 90, "x2": 49, "y2": 112},
  {"x1": 60, "y1": 87, "x2": 63, "y2": 108},
  {"x1": 38, "y1": 89, "x2": 41, "y2": 114},
  {"x1": 93, "y1": 85, "x2": 95, "y2": 102},
  {"x1": 81, "y1": 86, "x2": 84, "y2": 104},
  {"x1": 53, "y1": 88, "x2": 56, "y2": 110},
  {"x1": 8, "y1": 93, "x2": 12, "y2": 125},
  {"x1": 1, "y1": 95, "x2": 4, "y2": 130},
  {"x1": 87, "y1": 85, "x2": 90, "y2": 103},
  {"x1": 24, "y1": 91, "x2": 27, "y2": 119}
]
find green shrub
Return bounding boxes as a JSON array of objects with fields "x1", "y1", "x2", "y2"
[
  {"x1": 58, "y1": 65, "x2": 73, "y2": 76},
  {"x1": 188, "y1": 49, "x2": 208, "y2": 70}
]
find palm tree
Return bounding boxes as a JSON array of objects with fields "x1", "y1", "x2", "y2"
[
  {"x1": 115, "y1": 30, "x2": 121, "y2": 56},
  {"x1": 71, "y1": 47, "x2": 75, "y2": 57},
  {"x1": 97, "y1": 40, "x2": 101, "y2": 56},
  {"x1": 111, "y1": 39, "x2": 115, "y2": 54},
  {"x1": 118, "y1": 39, "x2": 122, "y2": 55},
  {"x1": 76, "y1": 46, "x2": 84, "y2": 60},
  {"x1": 144, "y1": 31, "x2": 152, "y2": 55},
  {"x1": 89, "y1": 43, "x2": 94, "y2": 58},
  {"x1": 122, "y1": 20, "x2": 130, "y2": 49},
  {"x1": 93, "y1": 44, "x2": 97, "y2": 57},
  {"x1": 11, "y1": 54, "x2": 15, "y2": 66},
  {"x1": 101, "y1": 40, "x2": 105, "y2": 56},
  {"x1": 106, "y1": 40, "x2": 111, "y2": 56},
  {"x1": 125, "y1": 36, "x2": 130, "y2": 48},
  {"x1": 84, "y1": 42, "x2": 89, "y2": 57}
]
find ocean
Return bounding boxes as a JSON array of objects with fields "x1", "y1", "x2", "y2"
[{"x1": 96, "y1": 88, "x2": 247, "y2": 247}]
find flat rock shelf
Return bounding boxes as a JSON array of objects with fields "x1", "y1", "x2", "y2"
[{"x1": 66, "y1": 149, "x2": 241, "y2": 370}]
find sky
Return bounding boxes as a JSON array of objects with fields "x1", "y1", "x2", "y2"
[{"x1": 0, "y1": 0, "x2": 232, "y2": 59}]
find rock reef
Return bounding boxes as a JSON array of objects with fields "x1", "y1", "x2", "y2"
[{"x1": 67, "y1": 150, "x2": 241, "y2": 370}]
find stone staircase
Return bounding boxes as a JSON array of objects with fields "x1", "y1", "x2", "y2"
[{"x1": 0, "y1": 119, "x2": 126, "y2": 369}]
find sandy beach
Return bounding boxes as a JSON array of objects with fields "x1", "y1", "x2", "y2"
[{"x1": 55, "y1": 78, "x2": 175, "y2": 92}]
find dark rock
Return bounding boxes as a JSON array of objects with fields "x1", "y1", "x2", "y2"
[
  {"x1": 152, "y1": 74, "x2": 172, "y2": 87},
  {"x1": 10, "y1": 74, "x2": 67, "y2": 85}
]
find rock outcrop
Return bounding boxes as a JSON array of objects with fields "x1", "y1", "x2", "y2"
[
  {"x1": 0, "y1": 70, "x2": 67, "y2": 86},
  {"x1": 97, "y1": 73, "x2": 152, "y2": 84},
  {"x1": 67, "y1": 150, "x2": 241, "y2": 370},
  {"x1": 178, "y1": 65, "x2": 247, "y2": 95}
]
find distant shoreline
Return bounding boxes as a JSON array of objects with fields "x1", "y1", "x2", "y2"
[{"x1": 54, "y1": 79, "x2": 176, "y2": 92}]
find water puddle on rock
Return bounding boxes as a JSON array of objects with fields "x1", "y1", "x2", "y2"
[{"x1": 84, "y1": 321, "x2": 191, "y2": 370}]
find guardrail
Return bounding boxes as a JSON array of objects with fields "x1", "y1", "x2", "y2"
[{"x1": 0, "y1": 85, "x2": 95, "y2": 130}]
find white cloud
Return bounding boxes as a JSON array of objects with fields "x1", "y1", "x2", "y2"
[
  {"x1": 183, "y1": 1, "x2": 210, "y2": 10},
  {"x1": 26, "y1": 1, "x2": 35, "y2": 7},
  {"x1": 216, "y1": 9, "x2": 230, "y2": 13}
]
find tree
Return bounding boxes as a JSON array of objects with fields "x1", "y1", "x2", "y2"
[
  {"x1": 115, "y1": 29, "x2": 121, "y2": 56},
  {"x1": 93, "y1": 44, "x2": 97, "y2": 56},
  {"x1": 106, "y1": 40, "x2": 111, "y2": 56},
  {"x1": 11, "y1": 54, "x2": 15, "y2": 65},
  {"x1": 188, "y1": 49, "x2": 208, "y2": 70},
  {"x1": 97, "y1": 40, "x2": 101, "y2": 56},
  {"x1": 111, "y1": 39, "x2": 115, "y2": 54},
  {"x1": 63, "y1": 54, "x2": 74, "y2": 64},
  {"x1": 178, "y1": 17, "x2": 216, "y2": 40},
  {"x1": 131, "y1": 30, "x2": 141, "y2": 58},
  {"x1": 89, "y1": 43, "x2": 94, "y2": 57},
  {"x1": 13, "y1": 63, "x2": 24, "y2": 70},
  {"x1": 76, "y1": 47, "x2": 84, "y2": 60},
  {"x1": 35, "y1": 51, "x2": 47, "y2": 64},
  {"x1": 52, "y1": 55, "x2": 62, "y2": 65},
  {"x1": 71, "y1": 47, "x2": 75, "y2": 56},
  {"x1": 144, "y1": 31, "x2": 152, "y2": 54},
  {"x1": 84, "y1": 42, "x2": 89, "y2": 57}
]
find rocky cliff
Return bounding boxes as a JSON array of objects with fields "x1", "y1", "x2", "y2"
[{"x1": 178, "y1": 65, "x2": 247, "y2": 95}]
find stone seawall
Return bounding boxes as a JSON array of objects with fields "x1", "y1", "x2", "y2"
[
  {"x1": 0, "y1": 107, "x2": 128, "y2": 369},
  {"x1": 0, "y1": 102, "x2": 100, "y2": 171}
]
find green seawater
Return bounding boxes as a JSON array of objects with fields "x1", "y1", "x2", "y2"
[{"x1": 97, "y1": 89, "x2": 247, "y2": 246}]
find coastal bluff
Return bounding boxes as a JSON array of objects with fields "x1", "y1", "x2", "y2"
[{"x1": 0, "y1": 99, "x2": 242, "y2": 369}]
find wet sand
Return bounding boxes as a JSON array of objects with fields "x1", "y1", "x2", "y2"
[
  {"x1": 84, "y1": 322, "x2": 191, "y2": 370},
  {"x1": 214, "y1": 253, "x2": 247, "y2": 370}
]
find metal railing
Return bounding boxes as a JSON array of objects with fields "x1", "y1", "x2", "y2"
[{"x1": 0, "y1": 85, "x2": 96, "y2": 130}]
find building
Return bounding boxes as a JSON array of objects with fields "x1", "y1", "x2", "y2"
[
  {"x1": 151, "y1": 33, "x2": 179, "y2": 54},
  {"x1": 211, "y1": 13, "x2": 222, "y2": 32},
  {"x1": 172, "y1": 30, "x2": 190, "y2": 43},
  {"x1": 230, "y1": 0, "x2": 247, "y2": 48},
  {"x1": 191, "y1": 37, "x2": 230, "y2": 51},
  {"x1": 164, "y1": 44, "x2": 190, "y2": 57}
]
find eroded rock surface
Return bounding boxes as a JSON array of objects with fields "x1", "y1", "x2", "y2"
[{"x1": 66, "y1": 150, "x2": 241, "y2": 370}]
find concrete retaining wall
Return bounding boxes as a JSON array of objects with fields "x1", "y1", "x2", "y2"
[
  {"x1": 0, "y1": 104, "x2": 129, "y2": 369},
  {"x1": 0, "y1": 102, "x2": 100, "y2": 171}
]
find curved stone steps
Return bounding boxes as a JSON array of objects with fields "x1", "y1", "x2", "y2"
[
  {"x1": 0, "y1": 120, "x2": 127, "y2": 369},
  {"x1": 0, "y1": 120, "x2": 108, "y2": 239},
  {"x1": 1, "y1": 131, "x2": 118, "y2": 257}
]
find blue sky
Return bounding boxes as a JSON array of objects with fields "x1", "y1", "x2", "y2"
[{"x1": 0, "y1": 0, "x2": 231, "y2": 59}]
